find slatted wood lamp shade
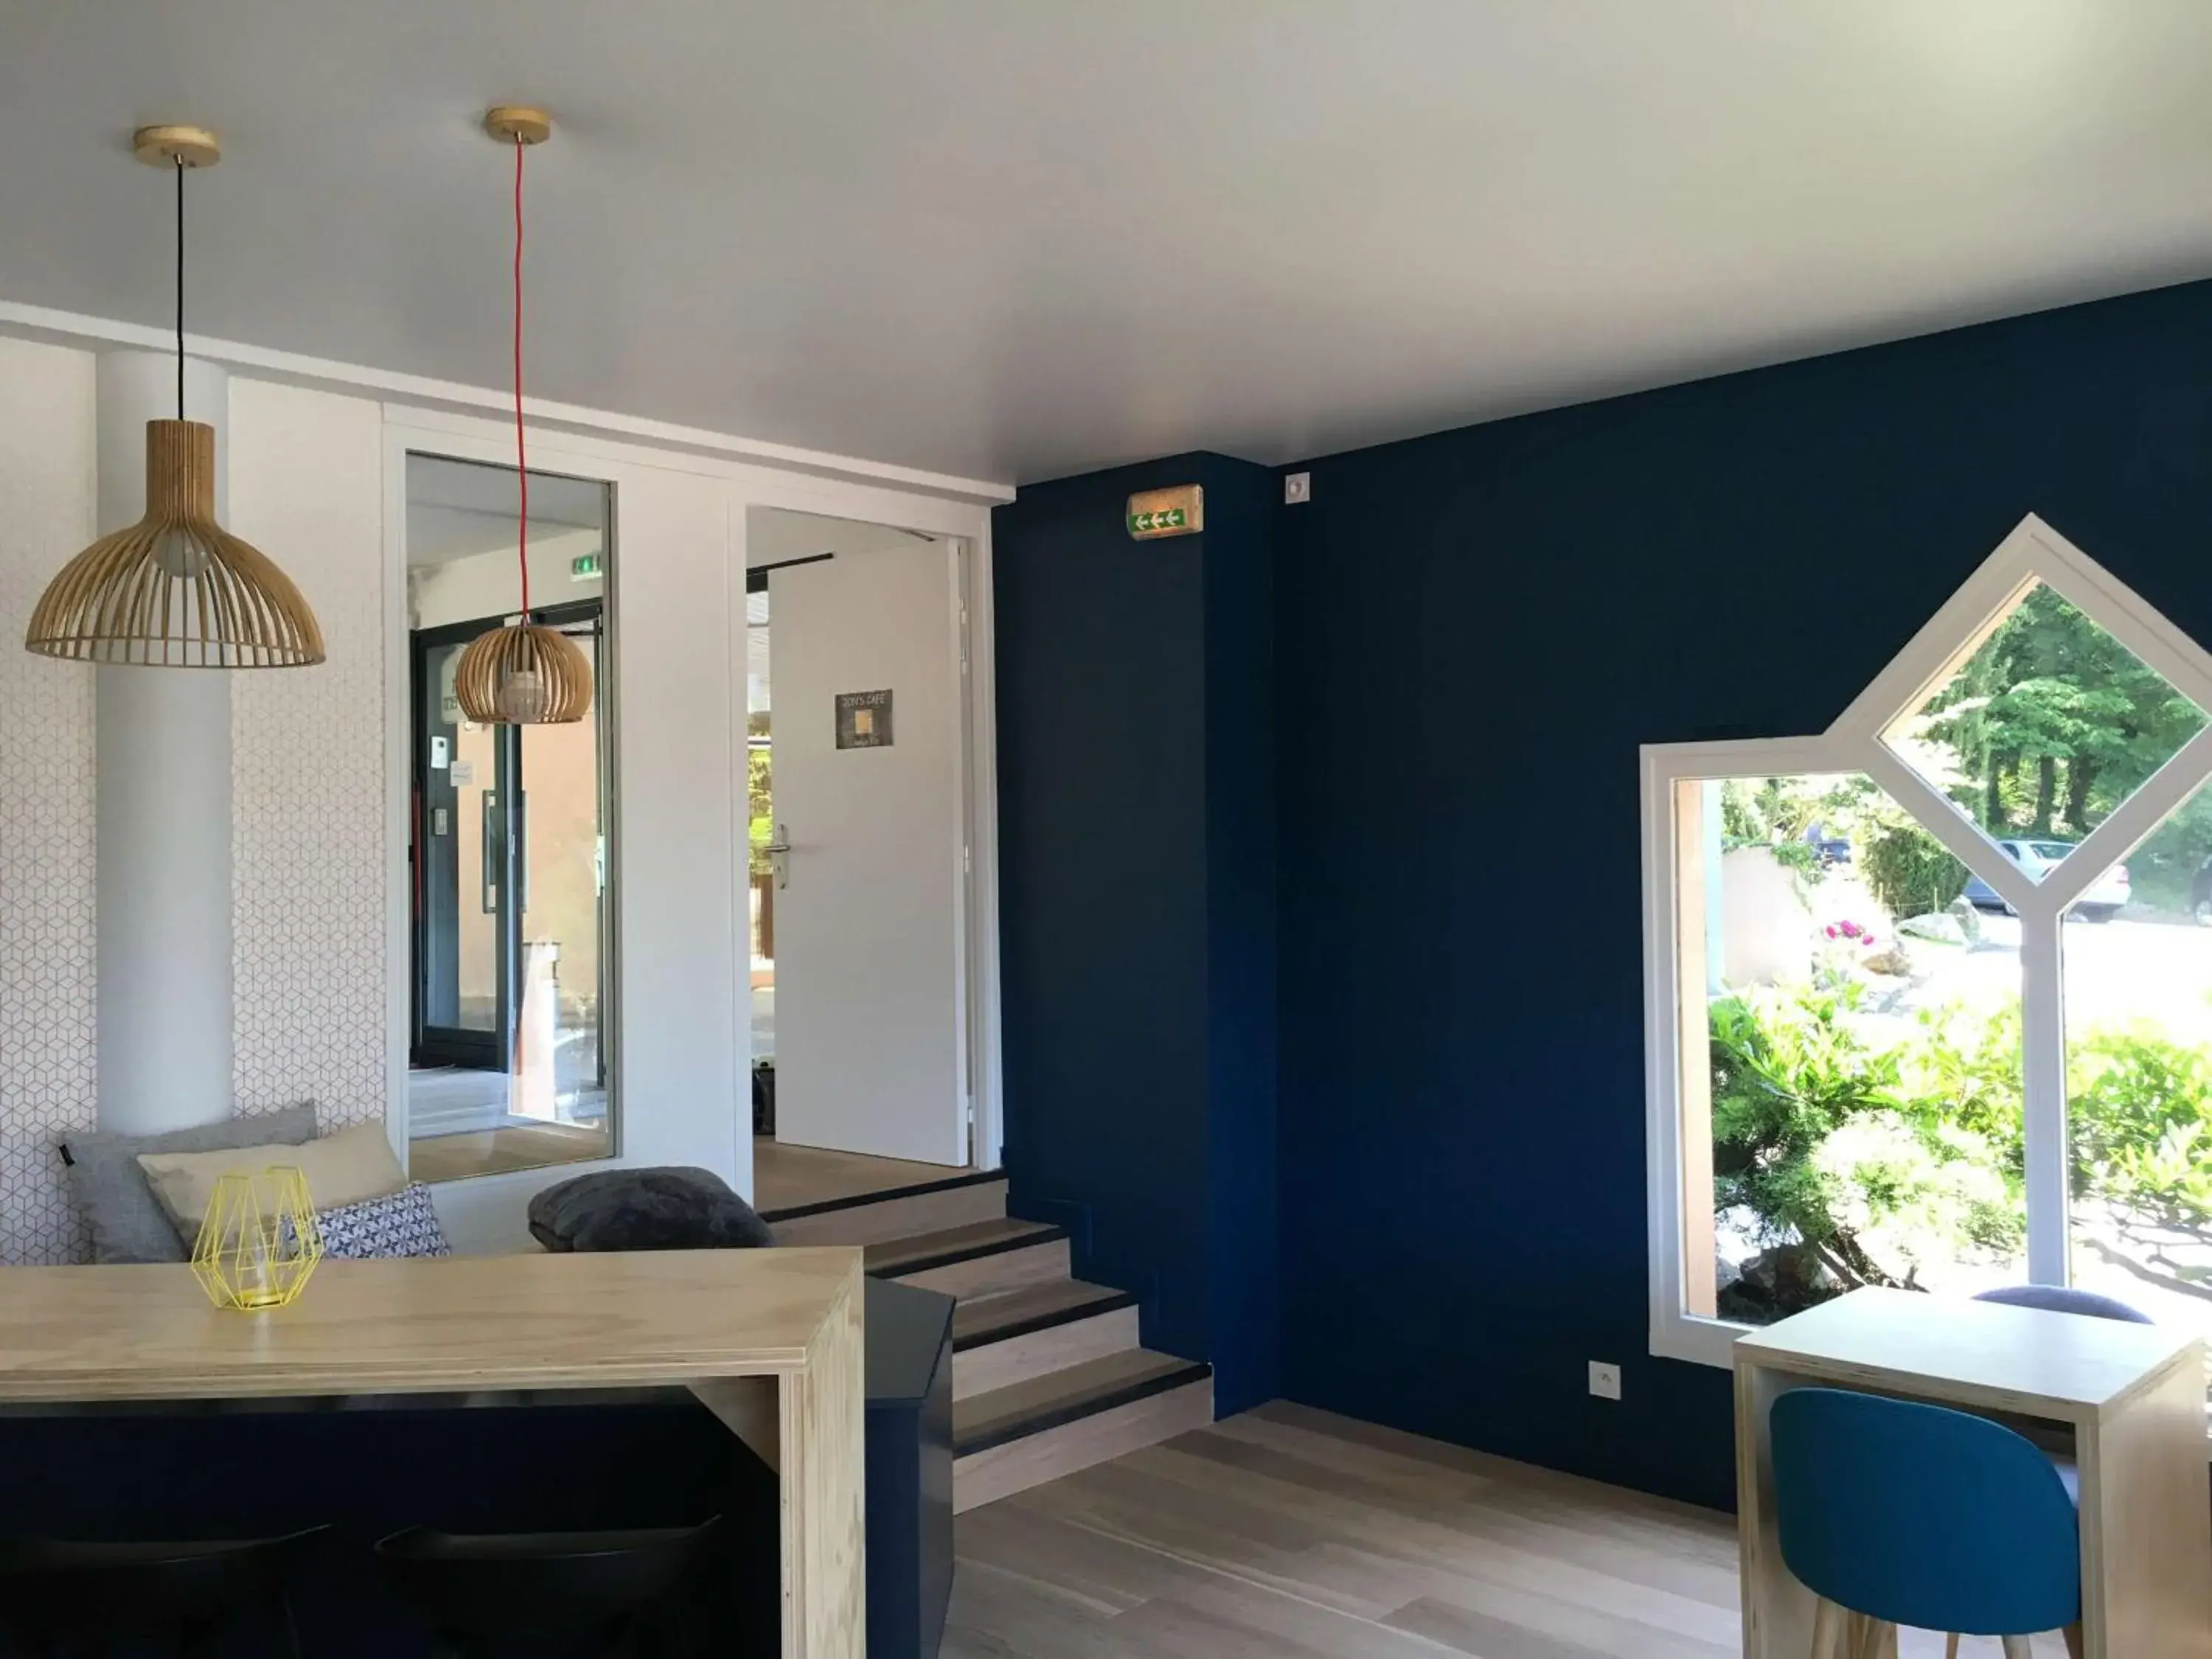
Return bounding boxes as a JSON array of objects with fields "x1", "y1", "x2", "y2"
[
  {"x1": 24, "y1": 126, "x2": 325, "y2": 669},
  {"x1": 453, "y1": 106, "x2": 594, "y2": 726}
]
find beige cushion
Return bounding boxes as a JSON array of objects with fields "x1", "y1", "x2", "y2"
[{"x1": 136, "y1": 1121, "x2": 407, "y2": 1239}]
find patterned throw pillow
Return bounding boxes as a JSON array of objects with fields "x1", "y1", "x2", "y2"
[{"x1": 317, "y1": 1183, "x2": 451, "y2": 1259}]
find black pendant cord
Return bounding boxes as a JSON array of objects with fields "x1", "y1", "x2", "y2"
[{"x1": 175, "y1": 156, "x2": 185, "y2": 422}]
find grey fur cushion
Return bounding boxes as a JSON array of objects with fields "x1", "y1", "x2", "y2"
[
  {"x1": 60, "y1": 1105, "x2": 321, "y2": 1264},
  {"x1": 528, "y1": 1166, "x2": 775, "y2": 1253}
]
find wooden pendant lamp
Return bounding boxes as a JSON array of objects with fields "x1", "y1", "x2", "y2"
[
  {"x1": 24, "y1": 126, "x2": 325, "y2": 669},
  {"x1": 453, "y1": 106, "x2": 593, "y2": 725}
]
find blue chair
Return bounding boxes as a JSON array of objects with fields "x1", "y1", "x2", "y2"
[{"x1": 1770, "y1": 1388, "x2": 2084, "y2": 1659}]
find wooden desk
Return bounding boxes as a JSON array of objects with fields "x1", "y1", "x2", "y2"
[
  {"x1": 0, "y1": 1249, "x2": 866, "y2": 1659},
  {"x1": 1735, "y1": 1288, "x2": 2212, "y2": 1659}
]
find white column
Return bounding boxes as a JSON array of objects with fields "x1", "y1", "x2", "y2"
[{"x1": 94, "y1": 350, "x2": 234, "y2": 1134}]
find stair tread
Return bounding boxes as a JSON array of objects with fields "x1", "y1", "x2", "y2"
[
  {"x1": 953, "y1": 1279, "x2": 1135, "y2": 1350},
  {"x1": 955, "y1": 1348, "x2": 1211, "y2": 1455},
  {"x1": 865, "y1": 1217, "x2": 1064, "y2": 1277},
  {"x1": 757, "y1": 1166, "x2": 1005, "y2": 1224}
]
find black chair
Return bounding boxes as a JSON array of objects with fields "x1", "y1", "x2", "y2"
[
  {"x1": 0, "y1": 1528, "x2": 322, "y2": 1657},
  {"x1": 373, "y1": 1518, "x2": 718, "y2": 1658}
]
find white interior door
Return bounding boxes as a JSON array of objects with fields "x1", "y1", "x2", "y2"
[{"x1": 765, "y1": 524, "x2": 967, "y2": 1166}]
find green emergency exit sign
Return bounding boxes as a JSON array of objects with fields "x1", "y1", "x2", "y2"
[
  {"x1": 571, "y1": 551, "x2": 602, "y2": 581},
  {"x1": 1126, "y1": 484, "x2": 1204, "y2": 540}
]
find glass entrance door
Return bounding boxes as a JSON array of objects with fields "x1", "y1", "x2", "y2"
[
  {"x1": 411, "y1": 620, "x2": 517, "y2": 1071},
  {"x1": 411, "y1": 604, "x2": 608, "y2": 1112}
]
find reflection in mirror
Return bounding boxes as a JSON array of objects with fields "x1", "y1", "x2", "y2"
[{"x1": 404, "y1": 452, "x2": 614, "y2": 1183}]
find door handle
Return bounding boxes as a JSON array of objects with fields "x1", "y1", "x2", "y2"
[
  {"x1": 763, "y1": 821, "x2": 793, "y2": 891},
  {"x1": 481, "y1": 791, "x2": 499, "y2": 914}
]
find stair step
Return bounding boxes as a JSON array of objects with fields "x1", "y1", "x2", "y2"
[
  {"x1": 757, "y1": 1164, "x2": 1006, "y2": 1224},
  {"x1": 768, "y1": 1172, "x2": 1006, "y2": 1247},
  {"x1": 953, "y1": 1349, "x2": 1213, "y2": 1512},
  {"x1": 952, "y1": 1280, "x2": 1140, "y2": 1402},
  {"x1": 953, "y1": 1279, "x2": 1135, "y2": 1349},
  {"x1": 867, "y1": 1217, "x2": 1060, "y2": 1278}
]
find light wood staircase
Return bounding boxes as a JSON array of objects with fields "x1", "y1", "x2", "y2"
[{"x1": 764, "y1": 1170, "x2": 1211, "y2": 1511}]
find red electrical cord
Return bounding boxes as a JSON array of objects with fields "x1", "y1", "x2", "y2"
[{"x1": 512, "y1": 135, "x2": 531, "y2": 619}]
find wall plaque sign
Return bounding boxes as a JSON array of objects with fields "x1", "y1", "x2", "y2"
[{"x1": 836, "y1": 689, "x2": 894, "y2": 749}]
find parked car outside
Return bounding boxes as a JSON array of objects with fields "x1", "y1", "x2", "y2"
[
  {"x1": 1961, "y1": 838, "x2": 2129, "y2": 922},
  {"x1": 1801, "y1": 822, "x2": 1851, "y2": 868}
]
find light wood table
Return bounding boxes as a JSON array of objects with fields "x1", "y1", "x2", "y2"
[
  {"x1": 0, "y1": 1249, "x2": 866, "y2": 1659},
  {"x1": 1735, "y1": 1288, "x2": 2212, "y2": 1659}
]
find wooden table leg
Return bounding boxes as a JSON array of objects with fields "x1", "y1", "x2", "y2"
[
  {"x1": 1736, "y1": 1358, "x2": 1814, "y2": 1659},
  {"x1": 2076, "y1": 1352, "x2": 2212, "y2": 1659},
  {"x1": 776, "y1": 1260, "x2": 866, "y2": 1659}
]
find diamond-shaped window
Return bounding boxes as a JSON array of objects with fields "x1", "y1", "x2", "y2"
[{"x1": 1881, "y1": 582, "x2": 2207, "y2": 882}]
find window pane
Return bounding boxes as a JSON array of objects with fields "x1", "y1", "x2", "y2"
[
  {"x1": 1882, "y1": 582, "x2": 2205, "y2": 889},
  {"x1": 1680, "y1": 773, "x2": 2025, "y2": 1326},
  {"x1": 2064, "y1": 782, "x2": 2212, "y2": 1347}
]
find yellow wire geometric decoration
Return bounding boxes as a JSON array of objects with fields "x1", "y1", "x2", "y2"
[{"x1": 189, "y1": 1166, "x2": 324, "y2": 1311}]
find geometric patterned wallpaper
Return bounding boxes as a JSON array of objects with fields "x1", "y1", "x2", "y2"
[
  {"x1": 0, "y1": 338, "x2": 97, "y2": 1264},
  {"x1": 0, "y1": 360, "x2": 389, "y2": 1263},
  {"x1": 227, "y1": 379, "x2": 388, "y2": 1134}
]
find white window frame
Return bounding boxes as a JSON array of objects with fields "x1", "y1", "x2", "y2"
[{"x1": 1646, "y1": 514, "x2": 2212, "y2": 1368}]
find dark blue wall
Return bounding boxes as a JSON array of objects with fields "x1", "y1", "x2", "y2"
[
  {"x1": 993, "y1": 453, "x2": 1279, "y2": 1411},
  {"x1": 992, "y1": 278, "x2": 2212, "y2": 1508},
  {"x1": 1200, "y1": 458, "x2": 1281, "y2": 1411},
  {"x1": 1273, "y1": 278, "x2": 2212, "y2": 1509}
]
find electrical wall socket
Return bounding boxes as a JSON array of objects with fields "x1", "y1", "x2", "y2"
[
  {"x1": 1588, "y1": 1360, "x2": 1622, "y2": 1401},
  {"x1": 1284, "y1": 471, "x2": 1312, "y2": 504}
]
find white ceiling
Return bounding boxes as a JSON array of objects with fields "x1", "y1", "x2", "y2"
[{"x1": 6, "y1": 4, "x2": 2212, "y2": 484}]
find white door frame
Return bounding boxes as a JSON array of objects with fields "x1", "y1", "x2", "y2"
[{"x1": 381, "y1": 404, "x2": 1005, "y2": 1237}]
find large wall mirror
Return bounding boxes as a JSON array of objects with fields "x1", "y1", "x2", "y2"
[{"x1": 403, "y1": 452, "x2": 615, "y2": 1182}]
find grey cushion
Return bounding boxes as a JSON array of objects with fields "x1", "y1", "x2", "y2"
[
  {"x1": 529, "y1": 1166, "x2": 775, "y2": 1253},
  {"x1": 1972, "y1": 1283, "x2": 2154, "y2": 1324},
  {"x1": 60, "y1": 1105, "x2": 320, "y2": 1264}
]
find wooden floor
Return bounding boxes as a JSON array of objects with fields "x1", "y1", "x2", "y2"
[
  {"x1": 946, "y1": 1400, "x2": 2071, "y2": 1658},
  {"x1": 752, "y1": 1137, "x2": 967, "y2": 1214}
]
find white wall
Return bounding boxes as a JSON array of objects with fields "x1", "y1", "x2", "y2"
[
  {"x1": 0, "y1": 357, "x2": 393, "y2": 1263},
  {"x1": 92, "y1": 352, "x2": 234, "y2": 1137},
  {"x1": 0, "y1": 337, "x2": 96, "y2": 1262},
  {"x1": 229, "y1": 380, "x2": 389, "y2": 1131},
  {"x1": 400, "y1": 428, "x2": 744, "y2": 1252},
  {"x1": 0, "y1": 327, "x2": 1001, "y2": 1262}
]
